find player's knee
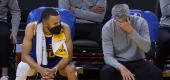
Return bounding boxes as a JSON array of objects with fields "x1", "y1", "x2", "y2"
[
  {"x1": 15, "y1": 76, "x2": 27, "y2": 80},
  {"x1": 16, "y1": 62, "x2": 30, "y2": 80},
  {"x1": 16, "y1": 62, "x2": 30, "y2": 76},
  {"x1": 66, "y1": 63, "x2": 76, "y2": 74}
]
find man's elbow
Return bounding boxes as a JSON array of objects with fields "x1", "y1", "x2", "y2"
[
  {"x1": 103, "y1": 56, "x2": 111, "y2": 65},
  {"x1": 93, "y1": 14, "x2": 105, "y2": 23},
  {"x1": 21, "y1": 53, "x2": 26, "y2": 60},
  {"x1": 21, "y1": 52, "x2": 28, "y2": 61},
  {"x1": 143, "y1": 43, "x2": 151, "y2": 53}
]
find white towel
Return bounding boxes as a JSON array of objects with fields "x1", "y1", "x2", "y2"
[{"x1": 36, "y1": 23, "x2": 47, "y2": 65}]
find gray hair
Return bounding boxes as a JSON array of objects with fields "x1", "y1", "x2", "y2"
[{"x1": 112, "y1": 4, "x2": 130, "y2": 20}]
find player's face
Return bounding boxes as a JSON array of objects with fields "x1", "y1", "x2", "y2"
[{"x1": 46, "y1": 15, "x2": 62, "y2": 34}]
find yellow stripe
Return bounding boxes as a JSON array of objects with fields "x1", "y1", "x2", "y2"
[
  {"x1": 54, "y1": 44, "x2": 68, "y2": 58},
  {"x1": 53, "y1": 30, "x2": 66, "y2": 42},
  {"x1": 53, "y1": 30, "x2": 68, "y2": 58}
]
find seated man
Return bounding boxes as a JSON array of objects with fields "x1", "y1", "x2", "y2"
[
  {"x1": 155, "y1": 0, "x2": 170, "y2": 71},
  {"x1": 16, "y1": 8, "x2": 78, "y2": 80},
  {"x1": 58, "y1": 0, "x2": 106, "y2": 46},
  {"x1": 100, "y1": 4, "x2": 162, "y2": 80}
]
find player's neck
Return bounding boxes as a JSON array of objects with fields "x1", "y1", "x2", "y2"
[{"x1": 43, "y1": 27, "x2": 52, "y2": 37}]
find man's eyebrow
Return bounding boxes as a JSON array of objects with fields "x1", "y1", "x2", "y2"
[
  {"x1": 55, "y1": 21, "x2": 61, "y2": 25},
  {"x1": 115, "y1": 19, "x2": 122, "y2": 22}
]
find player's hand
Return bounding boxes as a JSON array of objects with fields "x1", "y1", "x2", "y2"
[{"x1": 37, "y1": 67, "x2": 54, "y2": 80}]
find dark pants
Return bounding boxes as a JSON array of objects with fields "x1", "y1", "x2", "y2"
[
  {"x1": 100, "y1": 60, "x2": 162, "y2": 80},
  {"x1": 74, "y1": 23, "x2": 102, "y2": 46},
  {"x1": 0, "y1": 21, "x2": 11, "y2": 67},
  {"x1": 155, "y1": 27, "x2": 170, "y2": 70},
  {"x1": 27, "y1": 71, "x2": 66, "y2": 80}
]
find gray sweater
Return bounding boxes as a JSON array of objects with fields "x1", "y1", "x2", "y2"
[
  {"x1": 0, "y1": 0, "x2": 21, "y2": 35},
  {"x1": 160, "y1": 0, "x2": 170, "y2": 26},
  {"x1": 102, "y1": 15, "x2": 151, "y2": 68},
  {"x1": 58, "y1": 0, "x2": 106, "y2": 23}
]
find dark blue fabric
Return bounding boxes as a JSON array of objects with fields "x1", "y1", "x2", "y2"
[
  {"x1": 45, "y1": 37, "x2": 61, "y2": 68},
  {"x1": 130, "y1": 10, "x2": 159, "y2": 42},
  {"x1": 27, "y1": 7, "x2": 75, "y2": 39},
  {"x1": 29, "y1": 35, "x2": 37, "y2": 62}
]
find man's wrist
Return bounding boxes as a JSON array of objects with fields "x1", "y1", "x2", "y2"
[
  {"x1": 115, "y1": 64, "x2": 122, "y2": 70},
  {"x1": 11, "y1": 31, "x2": 17, "y2": 36},
  {"x1": 126, "y1": 25, "x2": 133, "y2": 33},
  {"x1": 35, "y1": 65, "x2": 43, "y2": 72},
  {"x1": 53, "y1": 66, "x2": 58, "y2": 73}
]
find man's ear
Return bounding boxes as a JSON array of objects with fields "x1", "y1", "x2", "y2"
[
  {"x1": 126, "y1": 17, "x2": 130, "y2": 22},
  {"x1": 42, "y1": 20, "x2": 48, "y2": 27}
]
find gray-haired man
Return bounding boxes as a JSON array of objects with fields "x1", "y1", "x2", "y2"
[{"x1": 100, "y1": 4, "x2": 162, "y2": 80}]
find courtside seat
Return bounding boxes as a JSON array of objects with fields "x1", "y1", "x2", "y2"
[{"x1": 73, "y1": 40, "x2": 101, "y2": 52}]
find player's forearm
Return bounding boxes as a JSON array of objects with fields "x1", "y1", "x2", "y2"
[
  {"x1": 54, "y1": 58, "x2": 70, "y2": 70},
  {"x1": 21, "y1": 53, "x2": 42, "y2": 71},
  {"x1": 128, "y1": 29, "x2": 151, "y2": 52}
]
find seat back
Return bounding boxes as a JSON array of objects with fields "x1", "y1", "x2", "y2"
[
  {"x1": 130, "y1": 10, "x2": 160, "y2": 60},
  {"x1": 130, "y1": 10, "x2": 159, "y2": 42},
  {"x1": 27, "y1": 7, "x2": 75, "y2": 39}
]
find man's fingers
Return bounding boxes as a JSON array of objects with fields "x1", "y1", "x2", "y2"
[
  {"x1": 130, "y1": 73, "x2": 135, "y2": 80},
  {"x1": 122, "y1": 71, "x2": 135, "y2": 80},
  {"x1": 121, "y1": 72, "x2": 129, "y2": 80},
  {"x1": 116, "y1": 21, "x2": 123, "y2": 28},
  {"x1": 49, "y1": 74, "x2": 54, "y2": 78},
  {"x1": 127, "y1": 70, "x2": 135, "y2": 80},
  {"x1": 92, "y1": 6, "x2": 105, "y2": 13},
  {"x1": 128, "y1": 72, "x2": 135, "y2": 80},
  {"x1": 42, "y1": 76, "x2": 52, "y2": 80},
  {"x1": 96, "y1": 9, "x2": 104, "y2": 12},
  {"x1": 122, "y1": 73, "x2": 126, "y2": 80},
  {"x1": 123, "y1": 73, "x2": 131, "y2": 80}
]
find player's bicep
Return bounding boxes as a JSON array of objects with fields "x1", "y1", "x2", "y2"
[
  {"x1": 64, "y1": 25, "x2": 73, "y2": 58},
  {"x1": 22, "y1": 24, "x2": 34, "y2": 55}
]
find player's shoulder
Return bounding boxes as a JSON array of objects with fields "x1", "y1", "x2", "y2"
[
  {"x1": 25, "y1": 21, "x2": 37, "y2": 31},
  {"x1": 61, "y1": 22, "x2": 70, "y2": 32}
]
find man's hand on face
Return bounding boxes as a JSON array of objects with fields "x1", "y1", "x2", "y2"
[
  {"x1": 90, "y1": 5, "x2": 105, "y2": 14},
  {"x1": 116, "y1": 65, "x2": 135, "y2": 80},
  {"x1": 115, "y1": 17, "x2": 133, "y2": 33}
]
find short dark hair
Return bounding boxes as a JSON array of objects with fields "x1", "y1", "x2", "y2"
[{"x1": 41, "y1": 8, "x2": 59, "y2": 21}]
